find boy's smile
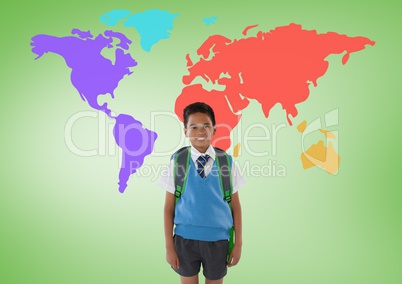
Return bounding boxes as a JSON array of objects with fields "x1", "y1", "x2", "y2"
[{"x1": 184, "y1": 112, "x2": 216, "y2": 153}]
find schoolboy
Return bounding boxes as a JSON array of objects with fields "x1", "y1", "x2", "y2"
[{"x1": 158, "y1": 102, "x2": 245, "y2": 284}]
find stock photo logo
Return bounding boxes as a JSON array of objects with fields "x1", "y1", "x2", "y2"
[{"x1": 30, "y1": 7, "x2": 374, "y2": 192}]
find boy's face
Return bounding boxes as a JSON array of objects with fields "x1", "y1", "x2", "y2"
[{"x1": 184, "y1": 112, "x2": 216, "y2": 153}]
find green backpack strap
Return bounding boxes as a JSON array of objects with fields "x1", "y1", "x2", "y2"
[
  {"x1": 172, "y1": 146, "x2": 191, "y2": 205},
  {"x1": 214, "y1": 147, "x2": 233, "y2": 206},
  {"x1": 214, "y1": 147, "x2": 235, "y2": 260}
]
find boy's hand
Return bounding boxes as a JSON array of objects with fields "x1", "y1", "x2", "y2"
[
  {"x1": 227, "y1": 243, "x2": 242, "y2": 267},
  {"x1": 166, "y1": 247, "x2": 180, "y2": 270}
]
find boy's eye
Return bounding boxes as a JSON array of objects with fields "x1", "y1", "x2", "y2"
[{"x1": 189, "y1": 125, "x2": 210, "y2": 130}]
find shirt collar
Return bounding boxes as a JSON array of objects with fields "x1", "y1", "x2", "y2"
[{"x1": 190, "y1": 144, "x2": 216, "y2": 161}]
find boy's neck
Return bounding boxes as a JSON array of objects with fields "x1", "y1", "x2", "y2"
[{"x1": 192, "y1": 145, "x2": 210, "y2": 154}]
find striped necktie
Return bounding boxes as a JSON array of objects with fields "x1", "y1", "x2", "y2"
[{"x1": 196, "y1": 154, "x2": 210, "y2": 178}]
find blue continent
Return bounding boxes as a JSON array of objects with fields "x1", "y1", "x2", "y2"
[{"x1": 123, "y1": 9, "x2": 179, "y2": 52}]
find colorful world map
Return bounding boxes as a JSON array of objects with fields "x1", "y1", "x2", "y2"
[{"x1": 30, "y1": 9, "x2": 375, "y2": 192}]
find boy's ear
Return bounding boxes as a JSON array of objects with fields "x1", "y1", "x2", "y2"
[
  {"x1": 212, "y1": 126, "x2": 217, "y2": 135},
  {"x1": 184, "y1": 127, "x2": 188, "y2": 137}
]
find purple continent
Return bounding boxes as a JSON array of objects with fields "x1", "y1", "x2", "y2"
[
  {"x1": 31, "y1": 29, "x2": 158, "y2": 193},
  {"x1": 30, "y1": 29, "x2": 138, "y2": 117},
  {"x1": 113, "y1": 114, "x2": 158, "y2": 193}
]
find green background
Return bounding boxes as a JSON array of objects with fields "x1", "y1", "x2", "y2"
[{"x1": 1, "y1": 0, "x2": 400, "y2": 283}]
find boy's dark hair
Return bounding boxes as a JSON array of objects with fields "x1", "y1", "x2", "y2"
[{"x1": 183, "y1": 102, "x2": 216, "y2": 128}]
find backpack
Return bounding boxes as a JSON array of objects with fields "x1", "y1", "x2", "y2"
[{"x1": 171, "y1": 146, "x2": 235, "y2": 259}]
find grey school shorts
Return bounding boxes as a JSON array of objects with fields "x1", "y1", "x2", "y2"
[{"x1": 173, "y1": 234, "x2": 229, "y2": 280}]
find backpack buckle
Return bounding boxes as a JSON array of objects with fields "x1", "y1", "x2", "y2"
[{"x1": 175, "y1": 186, "x2": 182, "y2": 199}]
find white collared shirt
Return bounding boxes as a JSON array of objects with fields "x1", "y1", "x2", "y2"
[{"x1": 158, "y1": 145, "x2": 245, "y2": 194}]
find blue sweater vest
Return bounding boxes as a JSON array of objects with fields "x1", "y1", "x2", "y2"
[{"x1": 174, "y1": 157, "x2": 233, "y2": 241}]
